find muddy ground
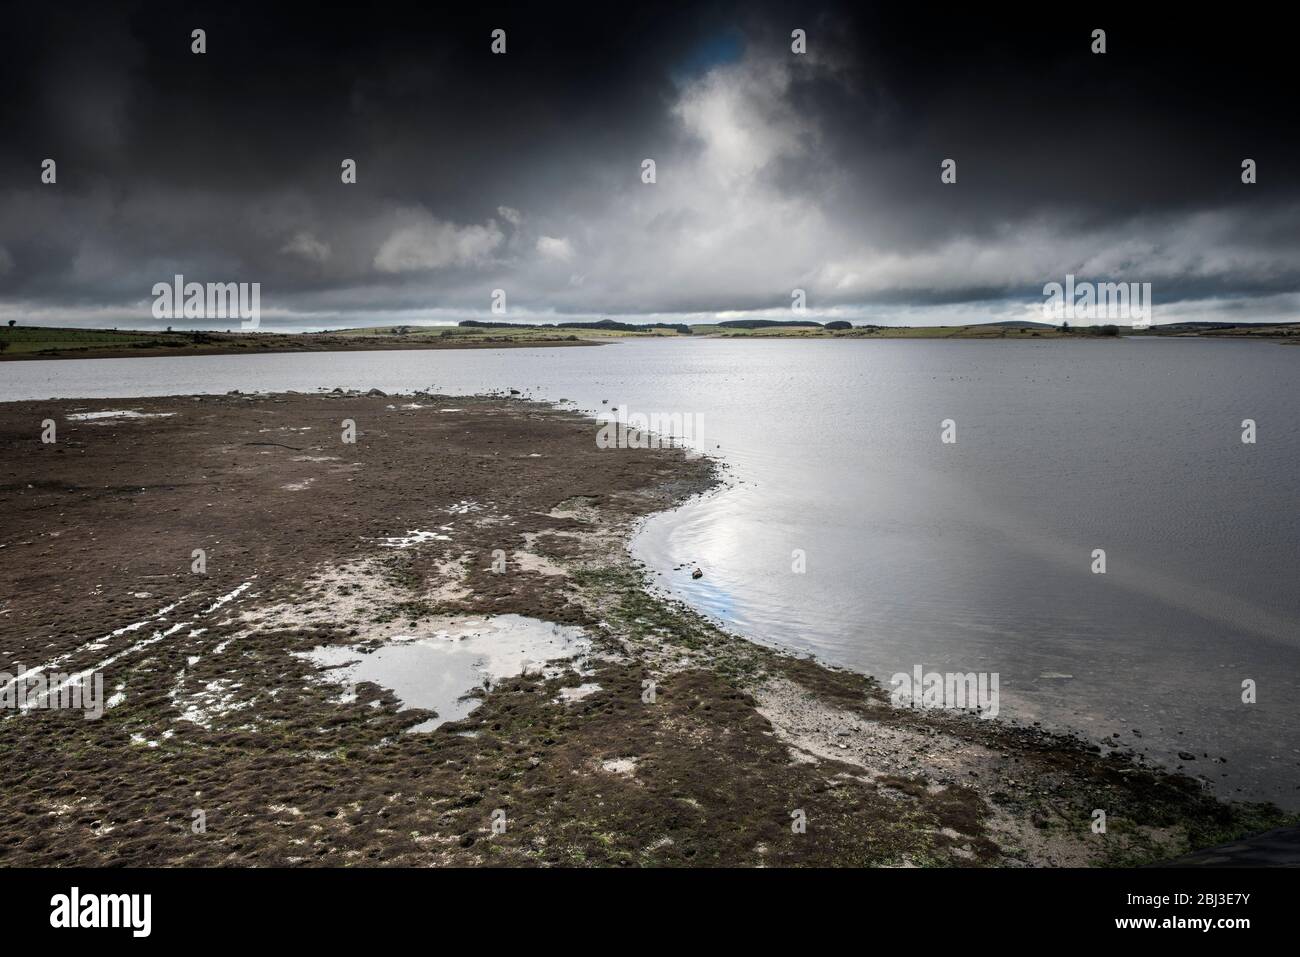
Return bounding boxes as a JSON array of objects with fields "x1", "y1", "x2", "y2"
[{"x1": 0, "y1": 392, "x2": 1291, "y2": 866}]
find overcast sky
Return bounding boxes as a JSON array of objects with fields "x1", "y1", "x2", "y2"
[{"x1": 2, "y1": 2, "x2": 1297, "y2": 329}]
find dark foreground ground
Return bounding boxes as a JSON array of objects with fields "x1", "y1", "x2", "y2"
[{"x1": 0, "y1": 392, "x2": 1292, "y2": 866}]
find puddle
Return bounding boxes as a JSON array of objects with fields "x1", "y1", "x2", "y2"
[
  {"x1": 601, "y1": 757, "x2": 638, "y2": 776},
  {"x1": 66, "y1": 410, "x2": 177, "y2": 421},
  {"x1": 377, "y1": 529, "x2": 451, "y2": 548},
  {"x1": 558, "y1": 682, "x2": 601, "y2": 703},
  {"x1": 298, "y1": 614, "x2": 591, "y2": 730}
]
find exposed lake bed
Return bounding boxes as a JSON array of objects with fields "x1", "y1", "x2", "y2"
[
  {"x1": 13, "y1": 332, "x2": 1286, "y2": 809},
  {"x1": 1, "y1": 378, "x2": 1294, "y2": 865}
]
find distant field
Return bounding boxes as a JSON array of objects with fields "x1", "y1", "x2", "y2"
[
  {"x1": 0, "y1": 324, "x2": 600, "y2": 360},
  {"x1": 331, "y1": 324, "x2": 671, "y2": 340},
  {"x1": 0, "y1": 326, "x2": 206, "y2": 355},
  {"x1": 693, "y1": 323, "x2": 1072, "y2": 339},
  {"x1": 4, "y1": 320, "x2": 1296, "y2": 360}
]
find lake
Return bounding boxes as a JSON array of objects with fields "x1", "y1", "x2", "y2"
[{"x1": 4, "y1": 337, "x2": 1298, "y2": 807}]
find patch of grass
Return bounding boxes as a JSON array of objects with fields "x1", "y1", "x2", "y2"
[{"x1": 0, "y1": 325, "x2": 203, "y2": 354}]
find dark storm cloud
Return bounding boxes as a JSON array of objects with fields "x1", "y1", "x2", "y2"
[{"x1": 1, "y1": 1, "x2": 1297, "y2": 326}]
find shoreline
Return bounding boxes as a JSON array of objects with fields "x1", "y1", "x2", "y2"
[
  {"x1": 0, "y1": 336, "x2": 602, "y2": 362},
  {"x1": 4, "y1": 323, "x2": 1298, "y2": 362},
  {"x1": 0, "y1": 391, "x2": 1292, "y2": 866}
]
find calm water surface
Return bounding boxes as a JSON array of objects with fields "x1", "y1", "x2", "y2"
[{"x1": 5, "y1": 338, "x2": 1298, "y2": 806}]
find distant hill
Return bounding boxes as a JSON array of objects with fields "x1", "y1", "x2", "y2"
[
  {"x1": 460, "y1": 319, "x2": 690, "y2": 333},
  {"x1": 715, "y1": 319, "x2": 824, "y2": 329}
]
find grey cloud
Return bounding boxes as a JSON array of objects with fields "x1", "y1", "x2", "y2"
[{"x1": 0, "y1": 2, "x2": 1296, "y2": 327}]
